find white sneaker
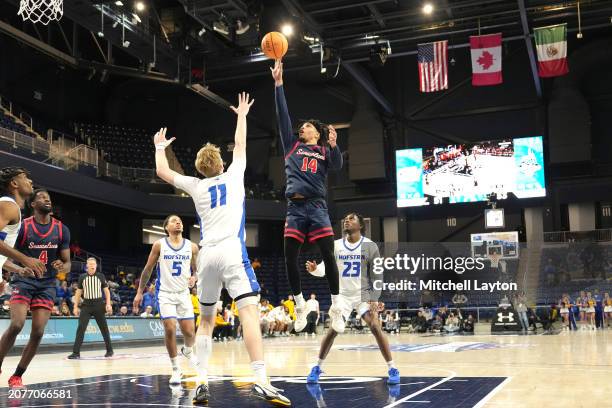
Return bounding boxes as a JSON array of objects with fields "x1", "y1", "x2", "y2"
[
  {"x1": 328, "y1": 304, "x2": 345, "y2": 334},
  {"x1": 180, "y1": 346, "x2": 200, "y2": 368},
  {"x1": 251, "y1": 382, "x2": 291, "y2": 406},
  {"x1": 294, "y1": 307, "x2": 307, "y2": 332},
  {"x1": 169, "y1": 370, "x2": 182, "y2": 385}
]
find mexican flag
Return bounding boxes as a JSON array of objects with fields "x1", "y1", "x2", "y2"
[{"x1": 534, "y1": 24, "x2": 569, "y2": 77}]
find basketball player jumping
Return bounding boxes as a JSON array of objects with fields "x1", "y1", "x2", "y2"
[
  {"x1": 154, "y1": 93, "x2": 290, "y2": 406},
  {"x1": 133, "y1": 214, "x2": 199, "y2": 385},
  {"x1": 0, "y1": 187, "x2": 70, "y2": 388},
  {"x1": 271, "y1": 60, "x2": 345, "y2": 334},
  {"x1": 306, "y1": 213, "x2": 400, "y2": 385}
]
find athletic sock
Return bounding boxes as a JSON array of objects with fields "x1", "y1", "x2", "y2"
[
  {"x1": 195, "y1": 335, "x2": 212, "y2": 384},
  {"x1": 295, "y1": 293, "x2": 305, "y2": 310},
  {"x1": 170, "y1": 357, "x2": 179, "y2": 371},
  {"x1": 317, "y1": 359, "x2": 325, "y2": 368},
  {"x1": 386, "y1": 360, "x2": 396, "y2": 370},
  {"x1": 13, "y1": 365, "x2": 26, "y2": 377},
  {"x1": 251, "y1": 360, "x2": 267, "y2": 384},
  {"x1": 331, "y1": 295, "x2": 340, "y2": 306}
]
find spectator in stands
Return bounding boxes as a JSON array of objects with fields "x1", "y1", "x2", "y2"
[
  {"x1": 382, "y1": 310, "x2": 400, "y2": 334},
  {"x1": 452, "y1": 291, "x2": 468, "y2": 308},
  {"x1": 282, "y1": 295, "x2": 296, "y2": 323},
  {"x1": 462, "y1": 314, "x2": 475, "y2": 333},
  {"x1": 69, "y1": 282, "x2": 79, "y2": 308},
  {"x1": 213, "y1": 311, "x2": 232, "y2": 341},
  {"x1": 594, "y1": 289, "x2": 604, "y2": 329},
  {"x1": 56, "y1": 280, "x2": 71, "y2": 306},
  {"x1": 116, "y1": 306, "x2": 129, "y2": 317},
  {"x1": 430, "y1": 315, "x2": 443, "y2": 333},
  {"x1": 230, "y1": 300, "x2": 241, "y2": 339},
  {"x1": 191, "y1": 287, "x2": 201, "y2": 328},
  {"x1": 70, "y1": 241, "x2": 82, "y2": 258},
  {"x1": 140, "y1": 305, "x2": 154, "y2": 318},
  {"x1": 251, "y1": 258, "x2": 261, "y2": 270},
  {"x1": 51, "y1": 305, "x2": 61, "y2": 316},
  {"x1": 513, "y1": 292, "x2": 529, "y2": 332},
  {"x1": 60, "y1": 302, "x2": 71, "y2": 317},
  {"x1": 118, "y1": 271, "x2": 129, "y2": 288},
  {"x1": 142, "y1": 285, "x2": 157, "y2": 315},
  {"x1": 259, "y1": 299, "x2": 273, "y2": 335},
  {"x1": 1, "y1": 300, "x2": 11, "y2": 316},
  {"x1": 437, "y1": 306, "x2": 448, "y2": 322},
  {"x1": 444, "y1": 312, "x2": 460, "y2": 333},
  {"x1": 305, "y1": 293, "x2": 320, "y2": 336}
]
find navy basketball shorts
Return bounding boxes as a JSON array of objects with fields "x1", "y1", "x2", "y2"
[
  {"x1": 10, "y1": 277, "x2": 56, "y2": 311},
  {"x1": 284, "y1": 198, "x2": 334, "y2": 243}
]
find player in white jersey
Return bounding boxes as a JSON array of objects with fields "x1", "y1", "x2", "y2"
[
  {"x1": 305, "y1": 213, "x2": 400, "y2": 388},
  {"x1": 0, "y1": 167, "x2": 46, "y2": 383},
  {"x1": 133, "y1": 214, "x2": 199, "y2": 385},
  {"x1": 153, "y1": 93, "x2": 290, "y2": 406}
]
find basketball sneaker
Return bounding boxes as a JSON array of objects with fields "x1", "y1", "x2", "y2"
[
  {"x1": 8, "y1": 375, "x2": 24, "y2": 389},
  {"x1": 169, "y1": 370, "x2": 182, "y2": 385},
  {"x1": 251, "y1": 382, "x2": 291, "y2": 406},
  {"x1": 387, "y1": 368, "x2": 400, "y2": 385},
  {"x1": 387, "y1": 384, "x2": 401, "y2": 403},
  {"x1": 180, "y1": 346, "x2": 200, "y2": 368},
  {"x1": 192, "y1": 383, "x2": 210, "y2": 405},
  {"x1": 294, "y1": 307, "x2": 307, "y2": 332},
  {"x1": 306, "y1": 383, "x2": 326, "y2": 407},
  {"x1": 307, "y1": 365, "x2": 323, "y2": 383},
  {"x1": 328, "y1": 304, "x2": 345, "y2": 334}
]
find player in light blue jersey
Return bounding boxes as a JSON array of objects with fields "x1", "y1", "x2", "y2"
[
  {"x1": 305, "y1": 213, "x2": 400, "y2": 392},
  {"x1": 134, "y1": 214, "x2": 199, "y2": 386},
  {"x1": 153, "y1": 93, "x2": 290, "y2": 406}
]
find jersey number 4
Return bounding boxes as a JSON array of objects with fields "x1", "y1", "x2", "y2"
[
  {"x1": 300, "y1": 157, "x2": 318, "y2": 173},
  {"x1": 342, "y1": 261, "x2": 360, "y2": 277},
  {"x1": 38, "y1": 250, "x2": 48, "y2": 265},
  {"x1": 208, "y1": 184, "x2": 227, "y2": 209}
]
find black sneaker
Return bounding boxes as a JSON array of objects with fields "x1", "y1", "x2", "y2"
[
  {"x1": 67, "y1": 353, "x2": 80, "y2": 359},
  {"x1": 192, "y1": 383, "x2": 210, "y2": 405},
  {"x1": 104, "y1": 351, "x2": 114, "y2": 358}
]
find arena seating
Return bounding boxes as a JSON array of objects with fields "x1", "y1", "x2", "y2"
[{"x1": 0, "y1": 110, "x2": 37, "y2": 139}]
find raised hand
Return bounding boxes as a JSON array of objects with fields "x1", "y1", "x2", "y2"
[
  {"x1": 328, "y1": 125, "x2": 337, "y2": 148},
  {"x1": 230, "y1": 92, "x2": 255, "y2": 116},
  {"x1": 270, "y1": 59, "x2": 283, "y2": 86},
  {"x1": 153, "y1": 127, "x2": 175, "y2": 150}
]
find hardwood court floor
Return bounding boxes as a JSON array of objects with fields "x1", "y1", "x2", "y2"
[{"x1": 0, "y1": 329, "x2": 610, "y2": 407}]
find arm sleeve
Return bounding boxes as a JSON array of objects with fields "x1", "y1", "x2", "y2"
[
  {"x1": 173, "y1": 175, "x2": 200, "y2": 197},
  {"x1": 274, "y1": 85, "x2": 296, "y2": 153},
  {"x1": 99, "y1": 273, "x2": 108, "y2": 288},
  {"x1": 328, "y1": 145, "x2": 343, "y2": 171},
  {"x1": 60, "y1": 225, "x2": 71, "y2": 250}
]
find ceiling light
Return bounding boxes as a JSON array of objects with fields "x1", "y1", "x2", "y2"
[
  {"x1": 132, "y1": 13, "x2": 141, "y2": 23},
  {"x1": 281, "y1": 24, "x2": 293, "y2": 37},
  {"x1": 135, "y1": 1, "x2": 145, "y2": 12},
  {"x1": 198, "y1": 28, "x2": 206, "y2": 36},
  {"x1": 152, "y1": 225, "x2": 164, "y2": 230},
  {"x1": 115, "y1": 1, "x2": 124, "y2": 5},
  {"x1": 143, "y1": 228, "x2": 165, "y2": 236},
  {"x1": 423, "y1": 3, "x2": 433, "y2": 15},
  {"x1": 193, "y1": 225, "x2": 200, "y2": 229}
]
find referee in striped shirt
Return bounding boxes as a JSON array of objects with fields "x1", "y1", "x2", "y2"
[{"x1": 68, "y1": 257, "x2": 114, "y2": 358}]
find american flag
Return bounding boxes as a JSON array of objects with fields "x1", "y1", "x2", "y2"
[{"x1": 418, "y1": 40, "x2": 448, "y2": 92}]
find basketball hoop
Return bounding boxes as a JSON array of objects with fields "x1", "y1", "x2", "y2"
[
  {"x1": 489, "y1": 253, "x2": 501, "y2": 269},
  {"x1": 18, "y1": 0, "x2": 63, "y2": 25}
]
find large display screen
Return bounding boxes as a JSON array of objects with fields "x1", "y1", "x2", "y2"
[{"x1": 396, "y1": 136, "x2": 545, "y2": 207}]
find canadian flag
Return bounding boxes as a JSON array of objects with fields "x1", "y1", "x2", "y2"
[{"x1": 470, "y1": 33, "x2": 502, "y2": 86}]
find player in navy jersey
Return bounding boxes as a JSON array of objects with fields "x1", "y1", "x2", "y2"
[
  {"x1": 271, "y1": 60, "x2": 345, "y2": 333},
  {"x1": 0, "y1": 189, "x2": 70, "y2": 388}
]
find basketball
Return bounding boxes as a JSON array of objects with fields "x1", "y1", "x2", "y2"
[{"x1": 261, "y1": 32, "x2": 288, "y2": 60}]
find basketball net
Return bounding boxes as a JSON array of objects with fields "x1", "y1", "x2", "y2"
[
  {"x1": 489, "y1": 253, "x2": 501, "y2": 269},
  {"x1": 18, "y1": 0, "x2": 63, "y2": 25}
]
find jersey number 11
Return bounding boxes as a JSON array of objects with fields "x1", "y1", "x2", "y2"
[{"x1": 208, "y1": 184, "x2": 227, "y2": 209}]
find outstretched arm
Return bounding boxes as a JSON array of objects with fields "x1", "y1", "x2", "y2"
[
  {"x1": 271, "y1": 60, "x2": 296, "y2": 152},
  {"x1": 153, "y1": 127, "x2": 181, "y2": 185},
  {"x1": 229, "y1": 92, "x2": 255, "y2": 164},
  {"x1": 327, "y1": 125, "x2": 343, "y2": 171}
]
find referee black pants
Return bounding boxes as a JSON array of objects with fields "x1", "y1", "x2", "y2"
[{"x1": 72, "y1": 301, "x2": 113, "y2": 354}]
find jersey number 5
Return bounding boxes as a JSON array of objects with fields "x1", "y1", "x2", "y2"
[
  {"x1": 300, "y1": 157, "x2": 318, "y2": 173},
  {"x1": 342, "y1": 261, "x2": 360, "y2": 277},
  {"x1": 208, "y1": 184, "x2": 227, "y2": 209},
  {"x1": 172, "y1": 261, "x2": 182, "y2": 277}
]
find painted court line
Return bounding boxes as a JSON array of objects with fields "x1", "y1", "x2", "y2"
[
  {"x1": 472, "y1": 377, "x2": 513, "y2": 408},
  {"x1": 382, "y1": 372, "x2": 457, "y2": 408}
]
